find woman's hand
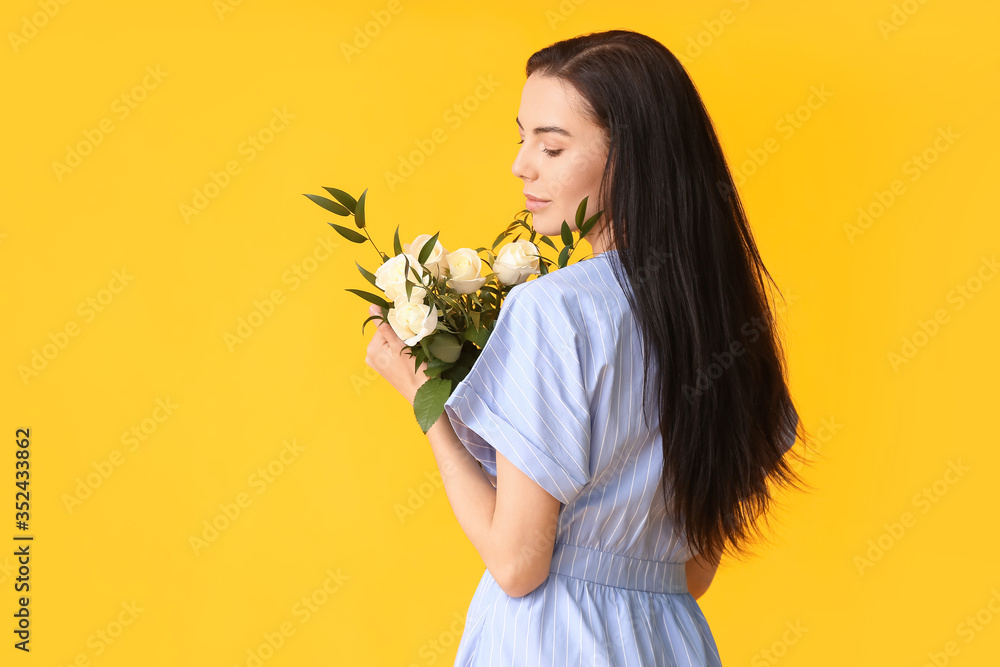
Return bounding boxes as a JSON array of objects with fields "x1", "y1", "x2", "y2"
[{"x1": 365, "y1": 304, "x2": 430, "y2": 406}]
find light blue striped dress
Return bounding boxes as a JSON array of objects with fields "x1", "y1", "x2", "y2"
[{"x1": 443, "y1": 248, "x2": 797, "y2": 666}]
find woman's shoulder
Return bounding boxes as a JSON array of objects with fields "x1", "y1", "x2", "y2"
[
  {"x1": 510, "y1": 254, "x2": 614, "y2": 307},
  {"x1": 501, "y1": 257, "x2": 632, "y2": 367}
]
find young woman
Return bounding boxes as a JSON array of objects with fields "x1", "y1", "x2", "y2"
[{"x1": 366, "y1": 28, "x2": 814, "y2": 666}]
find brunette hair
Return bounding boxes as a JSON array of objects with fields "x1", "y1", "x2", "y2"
[{"x1": 526, "y1": 29, "x2": 818, "y2": 564}]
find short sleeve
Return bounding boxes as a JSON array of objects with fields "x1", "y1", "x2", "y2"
[{"x1": 443, "y1": 280, "x2": 592, "y2": 504}]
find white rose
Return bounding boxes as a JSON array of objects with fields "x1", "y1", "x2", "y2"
[
  {"x1": 374, "y1": 252, "x2": 427, "y2": 303},
  {"x1": 404, "y1": 234, "x2": 449, "y2": 280},
  {"x1": 388, "y1": 292, "x2": 439, "y2": 346},
  {"x1": 494, "y1": 240, "x2": 541, "y2": 285},
  {"x1": 445, "y1": 248, "x2": 488, "y2": 295}
]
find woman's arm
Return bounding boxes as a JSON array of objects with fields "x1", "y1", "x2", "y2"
[
  {"x1": 685, "y1": 551, "x2": 722, "y2": 600},
  {"x1": 362, "y1": 303, "x2": 561, "y2": 597},
  {"x1": 424, "y1": 412, "x2": 498, "y2": 571},
  {"x1": 426, "y1": 411, "x2": 561, "y2": 598}
]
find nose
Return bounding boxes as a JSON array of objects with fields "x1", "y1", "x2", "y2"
[{"x1": 511, "y1": 144, "x2": 535, "y2": 182}]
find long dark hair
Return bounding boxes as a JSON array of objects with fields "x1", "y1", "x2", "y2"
[{"x1": 526, "y1": 29, "x2": 817, "y2": 565}]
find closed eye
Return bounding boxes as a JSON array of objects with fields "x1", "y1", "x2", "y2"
[{"x1": 516, "y1": 139, "x2": 563, "y2": 157}]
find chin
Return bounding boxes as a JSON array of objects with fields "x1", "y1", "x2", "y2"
[{"x1": 530, "y1": 208, "x2": 571, "y2": 237}]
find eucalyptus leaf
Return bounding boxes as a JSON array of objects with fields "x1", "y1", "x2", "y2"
[
  {"x1": 558, "y1": 245, "x2": 571, "y2": 268},
  {"x1": 329, "y1": 223, "x2": 367, "y2": 243},
  {"x1": 538, "y1": 235, "x2": 557, "y2": 251},
  {"x1": 394, "y1": 224, "x2": 403, "y2": 256},
  {"x1": 560, "y1": 221, "x2": 573, "y2": 247},
  {"x1": 580, "y1": 209, "x2": 604, "y2": 236},
  {"x1": 356, "y1": 262, "x2": 378, "y2": 288},
  {"x1": 360, "y1": 314, "x2": 382, "y2": 335},
  {"x1": 303, "y1": 193, "x2": 350, "y2": 216},
  {"x1": 345, "y1": 288, "x2": 390, "y2": 309},
  {"x1": 355, "y1": 188, "x2": 368, "y2": 228},
  {"x1": 417, "y1": 231, "x2": 441, "y2": 265},
  {"x1": 323, "y1": 187, "x2": 357, "y2": 214},
  {"x1": 575, "y1": 195, "x2": 589, "y2": 229}
]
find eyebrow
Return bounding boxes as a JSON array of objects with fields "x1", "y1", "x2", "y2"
[{"x1": 516, "y1": 116, "x2": 572, "y2": 137}]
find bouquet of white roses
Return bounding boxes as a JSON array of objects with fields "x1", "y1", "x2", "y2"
[{"x1": 303, "y1": 185, "x2": 602, "y2": 433}]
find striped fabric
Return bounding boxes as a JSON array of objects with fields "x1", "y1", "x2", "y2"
[{"x1": 444, "y1": 248, "x2": 797, "y2": 665}]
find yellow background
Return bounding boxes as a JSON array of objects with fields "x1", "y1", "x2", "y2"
[{"x1": 2, "y1": 0, "x2": 998, "y2": 664}]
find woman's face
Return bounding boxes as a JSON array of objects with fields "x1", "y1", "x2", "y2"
[{"x1": 512, "y1": 73, "x2": 611, "y2": 251}]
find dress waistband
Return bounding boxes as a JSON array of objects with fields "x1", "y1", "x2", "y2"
[{"x1": 548, "y1": 542, "x2": 688, "y2": 594}]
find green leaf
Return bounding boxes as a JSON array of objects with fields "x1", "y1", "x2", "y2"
[
  {"x1": 427, "y1": 332, "x2": 462, "y2": 363},
  {"x1": 393, "y1": 224, "x2": 403, "y2": 256},
  {"x1": 403, "y1": 254, "x2": 416, "y2": 300},
  {"x1": 417, "y1": 231, "x2": 440, "y2": 265},
  {"x1": 360, "y1": 314, "x2": 382, "y2": 335},
  {"x1": 537, "y1": 235, "x2": 557, "y2": 251},
  {"x1": 560, "y1": 221, "x2": 574, "y2": 247},
  {"x1": 558, "y1": 245, "x2": 571, "y2": 268},
  {"x1": 413, "y1": 378, "x2": 452, "y2": 434},
  {"x1": 422, "y1": 356, "x2": 454, "y2": 379},
  {"x1": 355, "y1": 188, "x2": 368, "y2": 228},
  {"x1": 464, "y1": 324, "x2": 491, "y2": 348},
  {"x1": 579, "y1": 209, "x2": 604, "y2": 236},
  {"x1": 329, "y1": 223, "x2": 367, "y2": 243},
  {"x1": 356, "y1": 261, "x2": 378, "y2": 288},
  {"x1": 575, "y1": 195, "x2": 589, "y2": 230},
  {"x1": 303, "y1": 193, "x2": 350, "y2": 216},
  {"x1": 344, "y1": 288, "x2": 390, "y2": 309},
  {"x1": 323, "y1": 187, "x2": 357, "y2": 214}
]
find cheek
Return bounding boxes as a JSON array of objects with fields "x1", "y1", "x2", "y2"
[{"x1": 550, "y1": 159, "x2": 603, "y2": 220}]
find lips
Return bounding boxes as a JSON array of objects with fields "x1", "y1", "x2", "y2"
[
  {"x1": 524, "y1": 196, "x2": 551, "y2": 212},
  {"x1": 524, "y1": 193, "x2": 550, "y2": 202}
]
